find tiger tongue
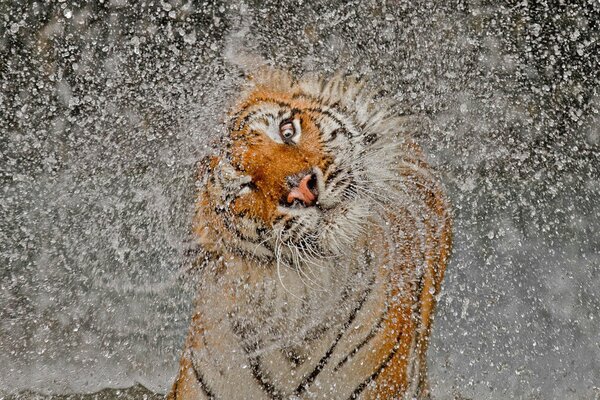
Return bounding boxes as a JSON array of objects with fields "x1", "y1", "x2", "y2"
[{"x1": 286, "y1": 174, "x2": 317, "y2": 206}]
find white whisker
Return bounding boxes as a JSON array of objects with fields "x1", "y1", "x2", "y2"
[{"x1": 275, "y1": 229, "x2": 304, "y2": 301}]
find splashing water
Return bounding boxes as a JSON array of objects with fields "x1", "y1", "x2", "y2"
[{"x1": 1, "y1": 1, "x2": 599, "y2": 398}]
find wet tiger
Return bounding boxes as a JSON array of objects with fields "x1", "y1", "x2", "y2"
[{"x1": 169, "y1": 70, "x2": 452, "y2": 399}]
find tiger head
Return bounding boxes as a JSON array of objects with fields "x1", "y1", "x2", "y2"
[{"x1": 195, "y1": 71, "x2": 407, "y2": 263}]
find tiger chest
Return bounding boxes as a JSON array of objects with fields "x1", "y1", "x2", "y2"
[{"x1": 189, "y1": 246, "x2": 396, "y2": 399}]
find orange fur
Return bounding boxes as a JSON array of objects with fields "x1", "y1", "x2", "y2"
[{"x1": 230, "y1": 90, "x2": 330, "y2": 224}]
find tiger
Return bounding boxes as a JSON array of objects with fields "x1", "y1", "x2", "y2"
[{"x1": 168, "y1": 70, "x2": 452, "y2": 400}]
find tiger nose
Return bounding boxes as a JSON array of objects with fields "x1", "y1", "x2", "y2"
[{"x1": 287, "y1": 173, "x2": 318, "y2": 206}]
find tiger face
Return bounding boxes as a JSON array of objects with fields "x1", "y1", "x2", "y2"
[{"x1": 201, "y1": 78, "x2": 387, "y2": 261}]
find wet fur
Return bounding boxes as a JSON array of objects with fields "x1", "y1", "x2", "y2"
[{"x1": 169, "y1": 70, "x2": 452, "y2": 399}]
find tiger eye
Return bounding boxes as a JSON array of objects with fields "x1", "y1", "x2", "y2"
[{"x1": 279, "y1": 121, "x2": 295, "y2": 141}]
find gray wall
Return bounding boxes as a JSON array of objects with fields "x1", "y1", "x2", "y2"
[{"x1": 1, "y1": 1, "x2": 598, "y2": 398}]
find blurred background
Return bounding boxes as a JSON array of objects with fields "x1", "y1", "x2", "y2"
[{"x1": 1, "y1": 0, "x2": 598, "y2": 398}]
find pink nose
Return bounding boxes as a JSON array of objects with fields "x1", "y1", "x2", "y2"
[{"x1": 287, "y1": 174, "x2": 317, "y2": 206}]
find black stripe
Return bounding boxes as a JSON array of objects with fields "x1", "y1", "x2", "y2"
[
  {"x1": 323, "y1": 127, "x2": 341, "y2": 143},
  {"x1": 347, "y1": 334, "x2": 403, "y2": 400},
  {"x1": 291, "y1": 92, "x2": 305, "y2": 100},
  {"x1": 282, "y1": 348, "x2": 305, "y2": 367},
  {"x1": 347, "y1": 248, "x2": 407, "y2": 398},
  {"x1": 306, "y1": 108, "x2": 355, "y2": 139},
  {"x1": 411, "y1": 271, "x2": 427, "y2": 348},
  {"x1": 303, "y1": 320, "x2": 331, "y2": 342},
  {"x1": 277, "y1": 109, "x2": 288, "y2": 119},
  {"x1": 332, "y1": 251, "x2": 386, "y2": 371},
  {"x1": 216, "y1": 203, "x2": 266, "y2": 245},
  {"x1": 170, "y1": 378, "x2": 179, "y2": 399},
  {"x1": 293, "y1": 274, "x2": 376, "y2": 396},
  {"x1": 249, "y1": 356, "x2": 282, "y2": 400},
  {"x1": 333, "y1": 308, "x2": 387, "y2": 372},
  {"x1": 229, "y1": 320, "x2": 280, "y2": 399},
  {"x1": 414, "y1": 274, "x2": 425, "y2": 316},
  {"x1": 282, "y1": 216, "x2": 296, "y2": 232},
  {"x1": 190, "y1": 357, "x2": 218, "y2": 399},
  {"x1": 324, "y1": 166, "x2": 344, "y2": 183},
  {"x1": 236, "y1": 99, "x2": 293, "y2": 129},
  {"x1": 310, "y1": 116, "x2": 342, "y2": 144},
  {"x1": 361, "y1": 132, "x2": 378, "y2": 145},
  {"x1": 253, "y1": 98, "x2": 292, "y2": 108},
  {"x1": 405, "y1": 265, "x2": 430, "y2": 384},
  {"x1": 334, "y1": 253, "x2": 391, "y2": 372}
]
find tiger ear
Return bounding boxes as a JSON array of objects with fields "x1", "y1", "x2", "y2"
[
  {"x1": 226, "y1": 112, "x2": 238, "y2": 134},
  {"x1": 196, "y1": 155, "x2": 220, "y2": 184}
]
